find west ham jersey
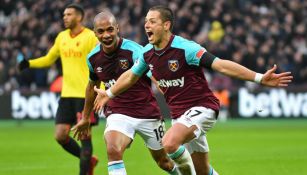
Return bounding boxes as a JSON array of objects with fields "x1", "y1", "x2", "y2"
[
  {"x1": 132, "y1": 35, "x2": 220, "y2": 119},
  {"x1": 87, "y1": 38, "x2": 161, "y2": 119}
]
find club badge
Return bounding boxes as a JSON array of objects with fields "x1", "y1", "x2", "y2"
[{"x1": 168, "y1": 60, "x2": 179, "y2": 72}]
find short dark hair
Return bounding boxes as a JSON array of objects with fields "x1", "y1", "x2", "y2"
[
  {"x1": 149, "y1": 6, "x2": 174, "y2": 31},
  {"x1": 66, "y1": 3, "x2": 84, "y2": 20}
]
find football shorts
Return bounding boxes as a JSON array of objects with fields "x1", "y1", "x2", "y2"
[
  {"x1": 172, "y1": 106, "x2": 217, "y2": 153},
  {"x1": 55, "y1": 97, "x2": 99, "y2": 126},
  {"x1": 104, "y1": 114, "x2": 165, "y2": 150}
]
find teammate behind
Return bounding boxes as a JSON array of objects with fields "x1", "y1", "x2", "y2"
[{"x1": 18, "y1": 4, "x2": 99, "y2": 175}]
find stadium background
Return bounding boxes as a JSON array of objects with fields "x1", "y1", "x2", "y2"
[{"x1": 0, "y1": 0, "x2": 306, "y2": 175}]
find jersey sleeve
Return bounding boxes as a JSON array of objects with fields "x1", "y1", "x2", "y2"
[
  {"x1": 29, "y1": 34, "x2": 61, "y2": 68},
  {"x1": 86, "y1": 57, "x2": 98, "y2": 81},
  {"x1": 131, "y1": 53, "x2": 148, "y2": 77},
  {"x1": 172, "y1": 36, "x2": 218, "y2": 68},
  {"x1": 183, "y1": 41, "x2": 207, "y2": 66},
  {"x1": 86, "y1": 44, "x2": 101, "y2": 81},
  {"x1": 124, "y1": 41, "x2": 148, "y2": 77}
]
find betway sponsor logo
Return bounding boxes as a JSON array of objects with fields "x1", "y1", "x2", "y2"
[
  {"x1": 158, "y1": 77, "x2": 184, "y2": 88},
  {"x1": 105, "y1": 79, "x2": 116, "y2": 88},
  {"x1": 12, "y1": 90, "x2": 59, "y2": 119},
  {"x1": 239, "y1": 88, "x2": 307, "y2": 118}
]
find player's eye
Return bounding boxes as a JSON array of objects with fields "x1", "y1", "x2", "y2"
[
  {"x1": 150, "y1": 19, "x2": 156, "y2": 24},
  {"x1": 97, "y1": 29, "x2": 104, "y2": 34},
  {"x1": 107, "y1": 27, "x2": 114, "y2": 33}
]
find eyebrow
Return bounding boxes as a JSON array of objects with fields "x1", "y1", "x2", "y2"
[
  {"x1": 145, "y1": 17, "x2": 157, "y2": 21},
  {"x1": 96, "y1": 26, "x2": 114, "y2": 30}
]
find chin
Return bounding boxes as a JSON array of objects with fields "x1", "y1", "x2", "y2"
[{"x1": 148, "y1": 39, "x2": 154, "y2": 44}]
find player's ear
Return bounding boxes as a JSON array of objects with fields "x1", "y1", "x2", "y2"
[
  {"x1": 116, "y1": 24, "x2": 119, "y2": 32},
  {"x1": 77, "y1": 14, "x2": 83, "y2": 22},
  {"x1": 164, "y1": 21, "x2": 171, "y2": 31}
]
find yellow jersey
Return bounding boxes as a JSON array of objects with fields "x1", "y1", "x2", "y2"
[{"x1": 29, "y1": 28, "x2": 98, "y2": 98}]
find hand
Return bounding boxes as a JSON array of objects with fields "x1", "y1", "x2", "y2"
[
  {"x1": 93, "y1": 86, "x2": 110, "y2": 113},
  {"x1": 261, "y1": 65, "x2": 293, "y2": 87},
  {"x1": 17, "y1": 53, "x2": 29, "y2": 71},
  {"x1": 71, "y1": 116, "x2": 91, "y2": 140}
]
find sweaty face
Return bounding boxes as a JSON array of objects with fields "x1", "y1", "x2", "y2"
[
  {"x1": 144, "y1": 10, "x2": 165, "y2": 47},
  {"x1": 94, "y1": 18, "x2": 119, "y2": 52},
  {"x1": 63, "y1": 8, "x2": 80, "y2": 29}
]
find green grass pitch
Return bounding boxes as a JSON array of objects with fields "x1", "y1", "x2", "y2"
[{"x1": 0, "y1": 119, "x2": 306, "y2": 175}]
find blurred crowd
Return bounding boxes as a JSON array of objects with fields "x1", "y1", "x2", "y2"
[{"x1": 0, "y1": 0, "x2": 306, "y2": 93}]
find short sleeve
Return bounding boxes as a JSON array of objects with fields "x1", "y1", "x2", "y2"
[{"x1": 131, "y1": 54, "x2": 148, "y2": 76}]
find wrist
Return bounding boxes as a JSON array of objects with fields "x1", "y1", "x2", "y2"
[
  {"x1": 19, "y1": 59, "x2": 30, "y2": 71},
  {"x1": 254, "y1": 73, "x2": 263, "y2": 84},
  {"x1": 106, "y1": 88, "x2": 115, "y2": 98}
]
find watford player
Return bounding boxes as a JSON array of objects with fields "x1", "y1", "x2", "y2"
[{"x1": 18, "y1": 4, "x2": 99, "y2": 175}]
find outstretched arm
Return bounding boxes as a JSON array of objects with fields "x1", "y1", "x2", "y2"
[
  {"x1": 18, "y1": 40, "x2": 60, "y2": 71},
  {"x1": 93, "y1": 69, "x2": 140, "y2": 113},
  {"x1": 211, "y1": 59, "x2": 293, "y2": 87}
]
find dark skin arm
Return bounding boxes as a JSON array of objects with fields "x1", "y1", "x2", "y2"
[
  {"x1": 93, "y1": 69, "x2": 140, "y2": 113},
  {"x1": 71, "y1": 80, "x2": 101, "y2": 140}
]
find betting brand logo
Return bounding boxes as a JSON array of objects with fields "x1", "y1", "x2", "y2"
[
  {"x1": 168, "y1": 60, "x2": 179, "y2": 72},
  {"x1": 104, "y1": 79, "x2": 116, "y2": 88},
  {"x1": 119, "y1": 59, "x2": 129, "y2": 70},
  {"x1": 157, "y1": 77, "x2": 184, "y2": 88}
]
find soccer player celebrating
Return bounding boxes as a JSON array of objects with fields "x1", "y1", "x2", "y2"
[
  {"x1": 82, "y1": 6, "x2": 292, "y2": 175},
  {"x1": 71, "y1": 11, "x2": 179, "y2": 175},
  {"x1": 18, "y1": 4, "x2": 99, "y2": 175}
]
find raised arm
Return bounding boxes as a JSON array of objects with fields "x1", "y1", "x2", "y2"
[{"x1": 18, "y1": 36, "x2": 60, "y2": 71}]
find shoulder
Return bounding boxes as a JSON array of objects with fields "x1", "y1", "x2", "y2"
[
  {"x1": 143, "y1": 43, "x2": 154, "y2": 53},
  {"x1": 82, "y1": 28, "x2": 96, "y2": 37},
  {"x1": 171, "y1": 35, "x2": 201, "y2": 50},
  {"x1": 87, "y1": 44, "x2": 101, "y2": 60},
  {"x1": 56, "y1": 29, "x2": 69, "y2": 38},
  {"x1": 83, "y1": 28, "x2": 95, "y2": 34},
  {"x1": 121, "y1": 38, "x2": 143, "y2": 52}
]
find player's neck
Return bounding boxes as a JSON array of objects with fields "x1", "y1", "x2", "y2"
[
  {"x1": 155, "y1": 32, "x2": 172, "y2": 50},
  {"x1": 70, "y1": 24, "x2": 84, "y2": 38}
]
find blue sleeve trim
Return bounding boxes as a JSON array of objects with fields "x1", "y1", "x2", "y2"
[
  {"x1": 121, "y1": 39, "x2": 143, "y2": 63},
  {"x1": 171, "y1": 35, "x2": 206, "y2": 66},
  {"x1": 146, "y1": 70, "x2": 152, "y2": 78},
  {"x1": 87, "y1": 44, "x2": 101, "y2": 72}
]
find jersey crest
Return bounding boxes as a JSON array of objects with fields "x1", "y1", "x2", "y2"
[
  {"x1": 168, "y1": 60, "x2": 179, "y2": 72},
  {"x1": 119, "y1": 58, "x2": 129, "y2": 70}
]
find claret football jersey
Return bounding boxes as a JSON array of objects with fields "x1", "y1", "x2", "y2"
[
  {"x1": 87, "y1": 38, "x2": 161, "y2": 119},
  {"x1": 132, "y1": 35, "x2": 220, "y2": 119}
]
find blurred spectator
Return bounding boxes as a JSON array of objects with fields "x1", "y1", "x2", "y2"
[
  {"x1": 213, "y1": 88, "x2": 230, "y2": 122},
  {"x1": 208, "y1": 21, "x2": 225, "y2": 43},
  {"x1": 0, "y1": 0, "x2": 306, "y2": 92}
]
